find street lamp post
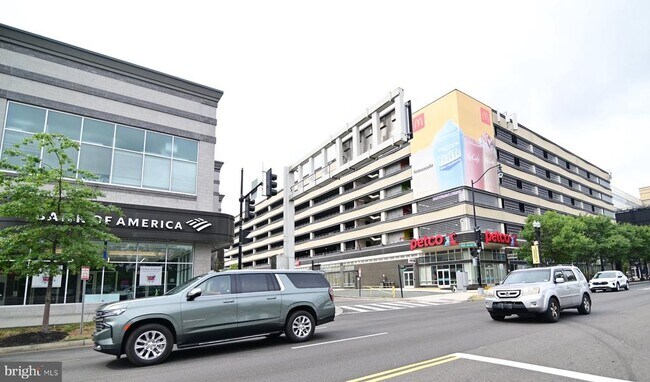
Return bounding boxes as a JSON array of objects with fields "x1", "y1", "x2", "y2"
[{"x1": 471, "y1": 163, "x2": 503, "y2": 292}]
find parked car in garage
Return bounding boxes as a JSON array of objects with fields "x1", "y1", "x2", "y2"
[{"x1": 589, "y1": 270, "x2": 629, "y2": 292}]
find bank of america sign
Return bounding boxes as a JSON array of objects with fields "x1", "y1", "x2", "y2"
[{"x1": 185, "y1": 218, "x2": 213, "y2": 232}]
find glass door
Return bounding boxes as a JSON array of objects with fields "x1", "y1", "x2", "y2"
[
  {"x1": 437, "y1": 269, "x2": 451, "y2": 287},
  {"x1": 403, "y1": 271, "x2": 414, "y2": 287}
]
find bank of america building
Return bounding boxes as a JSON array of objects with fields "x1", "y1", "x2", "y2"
[
  {"x1": 0, "y1": 24, "x2": 233, "y2": 309},
  {"x1": 225, "y1": 89, "x2": 614, "y2": 289}
]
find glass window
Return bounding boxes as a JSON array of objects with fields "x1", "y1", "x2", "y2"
[
  {"x1": 173, "y1": 137, "x2": 198, "y2": 162},
  {"x1": 168, "y1": 244, "x2": 192, "y2": 262},
  {"x1": 171, "y1": 160, "x2": 196, "y2": 193},
  {"x1": 82, "y1": 119, "x2": 114, "y2": 147},
  {"x1": 112, "y1": 150, "x2": 143, "y2": 186},
  {"x1": 239, "y1": 274, "x2": 271, "y2": 293},
  {"x1": 46, "y1": 111, "x2": 81, "y2": 140},
  {"x1": 115, "y1": 125, "x2": 144, "y2": 151},
  {"x1": 143, "y1": 155, "x2": 170, "y2": 190},
  {"x1": 137, "y1": 243, "x2": 167, "y2": 262},
  {"x1": 78, "y1": 143, "x2": 112, "y2": 182},
  {"x1": 6, "y1": 103, "x2": 46, "y2": 133},
  {"x1": 145, "y1": 132, "x2": 172, "y2": 157},
  {"x1": 42, "y1": 146, "x2": 78, "y2": 177},
  {"x1": 200, "y1": 276, "x2": 232, "y2": 295},
  {"x1": 107, "y1": 242, "x2": 138, "y2": 262},
  {"x1": 1, "y1": 130, "x2": 40, "y2": 166}
]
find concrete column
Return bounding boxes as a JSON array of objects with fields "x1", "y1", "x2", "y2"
[
  {"x1": 352, "y1": 125, "x2": 360, "y2": 157},
  {"x1": 371, "y1": 111, "x2": 380, "y2": 147},
  {"x1": 336, "y1": 137, "x2": 343, "y2": 163},
  {"x1": 279, "y1": 166, "x2": 295, "y2": 269}
]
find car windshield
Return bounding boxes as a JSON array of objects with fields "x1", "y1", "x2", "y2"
[
  {"x1": 502, "y1": 269, "x2": 551, "y2": 284},
  {"x1": 164, "y1": 275, "x2": 203, "y2": 295},
  {"x1": 594, "y1": 271, "x2": 617, "y2": 279}
]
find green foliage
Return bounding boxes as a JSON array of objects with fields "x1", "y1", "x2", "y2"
[
  {"x1": 0, "y1": 133, "x2": 122, "y2": 331},
  {"x1": 518, "y1": 211, "x2": 650, "y2": 270}
]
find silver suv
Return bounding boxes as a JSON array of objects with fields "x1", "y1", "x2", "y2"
[
  {"x1": 484, "y1": 265, "x2": 592, "y2": 323},
  {"x1": 93, "y1": 269, "x2": 335, "y2": 366}
]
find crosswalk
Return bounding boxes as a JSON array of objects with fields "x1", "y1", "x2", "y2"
[{"x1": 338, "y1": 299, "x2": 461, "y2": 314}]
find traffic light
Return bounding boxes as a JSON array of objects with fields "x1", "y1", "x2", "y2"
[
  {"x1": 240, "y1": 228, "x2": 253, "y2": 245},
  {"x1": 244, "y1": 196, "x2": 255, "y2": 220},
  {"x1": 265, "y1": 168, "x2": 278, "y2": 197}
]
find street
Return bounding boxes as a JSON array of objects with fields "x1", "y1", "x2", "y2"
[{"x1": 2, "y1": 282, "x2": 649, "y2": 382}]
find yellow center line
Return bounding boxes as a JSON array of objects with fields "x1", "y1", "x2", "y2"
[{"x1": 348, "y1": 354, "x2": 459, "y2": 382}]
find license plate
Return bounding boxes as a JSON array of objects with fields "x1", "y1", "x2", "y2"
[{"x1": 496, "y1": 303, "x2": 512, "y2": 309}]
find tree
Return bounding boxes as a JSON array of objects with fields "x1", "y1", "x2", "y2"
[
  {"x1": 520, "y1": 211, "x2": 585, "y2": 265},
  {"x1": 0, "y1": 133, "x2": 121, "y2": 333}
]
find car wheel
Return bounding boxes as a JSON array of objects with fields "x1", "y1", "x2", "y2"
[
  {"x1": 285, "y1": 310, "x2": 315, "y2": 343},
  {"x1": 490, "y1": 313, "x2": 505, "y2": 321},
  {"x1": 624, "y1": 282, "x2": 630, "y2": 290},
  {"x1": 543, "y1": 297, "x2": 560, "y2": 323},
  {"x1": 125, "y1": 323, "x2": 173, "y2": 367},
  {"x1": 615, "y1": 282, "x2": 621, "y2": 292},
  {"x1": 577, "y1": 293, "x2": 591, "y2": 315}
]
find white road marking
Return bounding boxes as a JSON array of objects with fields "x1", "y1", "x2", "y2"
[
  {"x1": 343, "y1": 306, "x2": 370, "y2": 312},
  {"x1": 641, "y1": 287, "x2": 650, "y2": 291},
  {"x1": 339, "y1": 300, "x2": 461, "y2": 313},
  {"x1": 454, "y1": 353, "x2": 631, "y2": 382},
  {"x1": 367, "y1": 303, "x2": 401, "y2": 310},
  {"x1": 292, "y1": 332, "x2": 388, "y2": 349},
  {"x1": 381, "y1": 302, "x2": 431, "y2": 308},
  {"x1": 353, "y1": 304, "x2": 388, "y2": 311}
]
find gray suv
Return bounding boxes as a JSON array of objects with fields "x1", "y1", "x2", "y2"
[
  {"x1": 93, "y1": 269, "x2": 335, "y2": 366},
  {"x1": 485, "y1": 265, "x2": 592, "y2": 323}
]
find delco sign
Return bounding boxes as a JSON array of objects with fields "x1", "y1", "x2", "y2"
[
  {"x1": 410, "y1": 233, "x2": 458, "y2": 251},
  {"x1": 484, "y1": 231, "x2": 518, "y2": 247}
]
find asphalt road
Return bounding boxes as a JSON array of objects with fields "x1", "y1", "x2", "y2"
[{"x1": 2, "y1": 282, "x2": 649, "y2": 382}]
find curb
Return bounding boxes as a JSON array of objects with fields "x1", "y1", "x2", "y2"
[{"x1": 0, "y1": 339, "x2": 93, "y2": 355}]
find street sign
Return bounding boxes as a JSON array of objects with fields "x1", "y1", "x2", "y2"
[
  {"x1": 407, "y1": 258, "x2": 416, "y2": 264},
  {"x1": 460, "y1": 242, "x2": 477, "y2": 248},
  {"x1": 81, "y1": 266, "x2": 90, "y2": 281}
]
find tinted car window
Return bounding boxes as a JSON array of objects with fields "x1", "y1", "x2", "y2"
[
  {"x1": 240, "y1": 274, "x2": 272, "y2": 293},
  {"x1": 200, "y1": 275, "x2": 231, "y2": 295},
  {"x1": 562, "y1": 270, "x2": 577, "y2": 282},
  {"x1": 286, "y1": 273, "x2": 330, "y2": 288}
]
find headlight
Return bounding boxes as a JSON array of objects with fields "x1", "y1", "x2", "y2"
[
  {"x1": 98, "y1": 308, "x2": 126, "y2": 318},
  {"x1": 485, "y1": 289, "x2": 495, "y2": 297},
  {"x1": 522, "y1": 287, "x2": 541, "y2": 296}
]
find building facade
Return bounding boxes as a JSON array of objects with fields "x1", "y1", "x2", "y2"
[
  {"x1": 0, "y1": 24, "x2": 233, "y2": 309},
  {"x1": 225, "y1": 89, "x2": 615, "y2": 289}
]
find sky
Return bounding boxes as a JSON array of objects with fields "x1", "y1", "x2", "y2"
[{"x1": 2, "y1": 0, "x2": 648, "y2": 216}]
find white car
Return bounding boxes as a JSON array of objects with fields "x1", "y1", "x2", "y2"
[{"x1": 589, "y1": 270, "x2": 629, "y2": 292}]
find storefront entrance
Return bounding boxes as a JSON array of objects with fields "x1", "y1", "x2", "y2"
[
  {"x1": 403, "y1": 270, "x2": 414, "y2": 287},
  {"x1": 436, "y1": 269, "x2": 451, "y2": 287}
]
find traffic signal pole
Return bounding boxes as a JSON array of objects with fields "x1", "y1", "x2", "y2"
[{"x1": 237, "y1": 168, "x2": 262, "y2": 269}]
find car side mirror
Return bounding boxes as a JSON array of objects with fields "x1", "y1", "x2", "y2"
[
  {"x1": 555, "y1": 277, "x2": 565, "y2": 284},
  {"x1": 187, "y1": 287, "x2": 202, "y2": 301}
]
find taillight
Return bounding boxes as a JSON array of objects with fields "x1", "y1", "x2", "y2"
[{"x1": 329, "y1": 287, "x2": 334, "y2": 302}]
